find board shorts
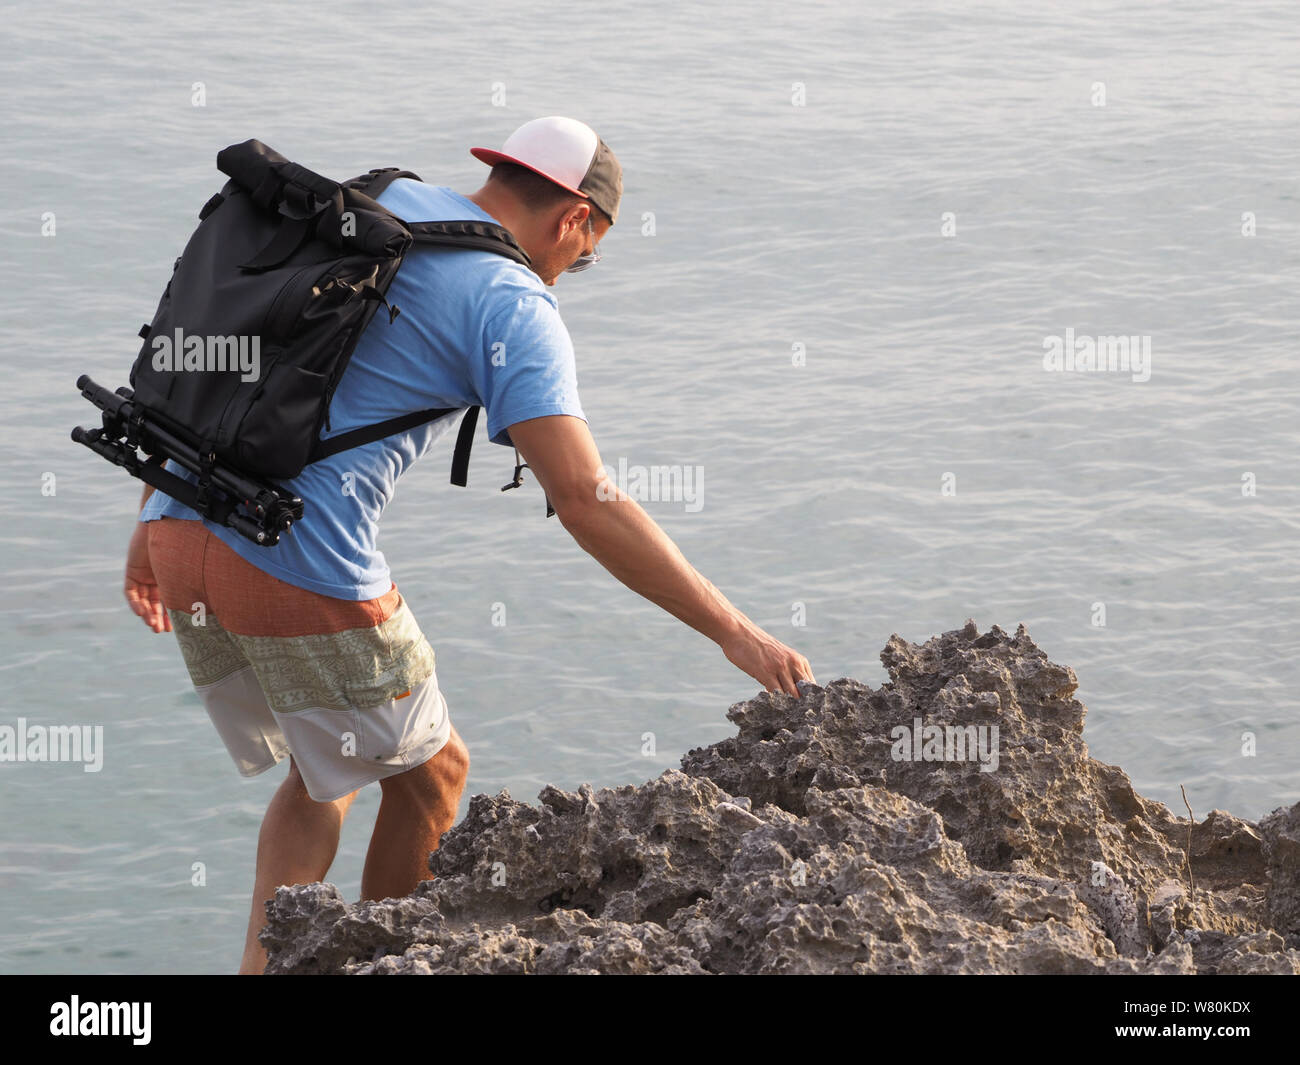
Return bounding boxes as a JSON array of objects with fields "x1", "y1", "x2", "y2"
[{"x1": 146, "y1": 516, "x2": 452, "y2": 802}]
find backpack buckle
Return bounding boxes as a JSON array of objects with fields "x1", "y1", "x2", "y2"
[{"x1": 501, "y1": 463, "x2": 527, "y2": 492}]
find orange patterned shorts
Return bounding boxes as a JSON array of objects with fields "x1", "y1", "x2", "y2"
[{"x1": 146, "y1": 516, "x2": 451, "y2": 801}]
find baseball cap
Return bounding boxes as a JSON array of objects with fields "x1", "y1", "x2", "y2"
[{"x1": 471, "y1": 116, "x2": 623, "y2": 225}]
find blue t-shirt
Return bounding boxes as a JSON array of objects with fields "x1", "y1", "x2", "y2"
[{"x1": 139, "y1": 182, "x2": 585, "y2": 599}]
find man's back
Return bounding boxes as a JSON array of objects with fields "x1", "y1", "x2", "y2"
[{"x1": 140, "y1": 180, "x2": 586, "y2": 599}]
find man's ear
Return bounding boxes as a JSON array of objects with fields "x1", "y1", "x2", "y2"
[
  {"x1": 561, "y1": 201, "x2": 591, "y2": 236},
  {"x1": 546, "y1": 203, "x2": 576, "y2": 243}
]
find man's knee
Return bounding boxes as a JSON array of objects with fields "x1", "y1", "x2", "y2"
[
  {"x1": 381, "y1": 729, "x2": 468, "y2": 805},
  {"x1": 442, "y1": 729, "x2": 470, "y2": 785},
  {"x1": 425, "y1": 730, "x2": 469, "y2": 797}
]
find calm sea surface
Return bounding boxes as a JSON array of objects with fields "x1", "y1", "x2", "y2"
[{"x1": 1, "y1": 0, "x2": 1297, "y2": 972}]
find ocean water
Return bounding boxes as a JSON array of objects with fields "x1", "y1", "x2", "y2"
[{"x1": 0, "y1": 0, "x2": 1297, "y2": 973}]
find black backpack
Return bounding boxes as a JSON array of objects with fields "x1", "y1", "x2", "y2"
[{"x1": 72, "y1": 139, "x2": 533, "y2": 545}]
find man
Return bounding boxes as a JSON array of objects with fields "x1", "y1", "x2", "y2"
[{"x1": 125, "y1": 116, "x2": 814, "y2": 974}]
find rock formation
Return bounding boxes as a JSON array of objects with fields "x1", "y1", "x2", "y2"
[{"x1": 261, "y1": 620, "x2": 1299, "y2": 974}]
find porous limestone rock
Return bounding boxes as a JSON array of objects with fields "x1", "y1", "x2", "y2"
[{"x1": 260, "y1": 620, "x2": 1300, "y2": 975}]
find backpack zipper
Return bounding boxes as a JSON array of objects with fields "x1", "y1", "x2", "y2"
[{"x1": 264, "y1": 264, "x2": 322, "y2": 342}]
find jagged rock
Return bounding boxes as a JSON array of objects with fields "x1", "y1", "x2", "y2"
[
  {"x1": 1077, "y1": 862, "x2": 1147, "y2": 957},
  {"x1": 1260, "y1": 802, "x2": 1300, "y2": 947},
  {"x1": 1188, "y1": 930, "x2": 1300, "y2": 975},
  {"x1": 260, "y1": 882, "x2": 445, "y2": 975},
  {"x1": 261, "y1": 620, "x2": 1297, "y2": 975}
]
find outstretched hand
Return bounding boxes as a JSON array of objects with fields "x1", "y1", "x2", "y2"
[
  {"x1": 721, "y1": 623, "x2": 814, "y2": 697},
  {"x1": 125, "y1": 521, "x2": 171, "y2": 633}
]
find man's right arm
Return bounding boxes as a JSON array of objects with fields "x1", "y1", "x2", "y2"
[{"x1": 506, "y1": 414, "x2": 815, "y2": 696}]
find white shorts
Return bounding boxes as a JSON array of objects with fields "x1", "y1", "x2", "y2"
[{"x1": 193, "y1": 663, "x2": 452, "y2": 802}]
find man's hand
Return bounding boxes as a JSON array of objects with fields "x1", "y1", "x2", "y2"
[
  {"x1": 506, "y1": 414, "x2": 815, "y2": 697},
  {"x1": 125, "y1": 521, "x2": 171, "y2": 633},
  {"x1": 721, "y1": 622, "x2": 815, "y2": 697}
]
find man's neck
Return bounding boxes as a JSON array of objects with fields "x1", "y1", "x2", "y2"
[{"x1": 465, "y1": 186, "x2": 514, "y2": 229}]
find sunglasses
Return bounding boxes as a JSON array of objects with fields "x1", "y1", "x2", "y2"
[{"x1": 564, "y1": 216, "x2": 602, "y2": 273}]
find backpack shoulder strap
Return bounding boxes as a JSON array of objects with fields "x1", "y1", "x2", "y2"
[
  {"x1": 345, "y1": 167, "x2": 423, "y2": 200},
  {"x1": 308, "y1": 404, "x2": 481, "y2": 487},
  {"x1": 347, "y1": 168, "x2": 531, "y2": 266},
  {"x1": 408, "y1": 220, "x2": 531, "y2": 266},
  {"x1": 310, "y1": 405, "x2": 457, "y2": 464}
]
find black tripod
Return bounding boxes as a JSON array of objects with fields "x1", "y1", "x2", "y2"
[{"x1": 71, "y1": 375, "x2": 303, "y2": 547}]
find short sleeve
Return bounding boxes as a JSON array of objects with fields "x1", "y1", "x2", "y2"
[{"x1": 475, "y1": 292, "x2": 586, "y2": 447}]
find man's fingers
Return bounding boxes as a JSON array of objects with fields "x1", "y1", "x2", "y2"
[
  {"x1": 773, "y1": 668, "x2": 790, "y2": 697},
  {"x1": 793, "y1": 652, "x2": 815, "y2": 686},
  {"x1": 780, "y1": 654, "x2": 816, "y2": 696},
  {"x1": 125, "y1": 586, "x2": 147, "y2": 616},
  {"x1": 126, "y1": 581, "x2": 170, "y2": 633},
  {"x1": 768, "y1": 666, "x2": 798, "y2": 698}
]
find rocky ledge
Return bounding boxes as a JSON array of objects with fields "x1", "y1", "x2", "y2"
[{"x1": 261, "y1": 620, "x2": 1300, "y2": 974}]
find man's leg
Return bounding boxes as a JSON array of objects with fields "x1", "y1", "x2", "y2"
[
  {"x1": 359, "y1": 725, "x2": 470, "y2": 902},
  {"x1": 239, "y1": 756, "x2": 358, "y2": 975}
]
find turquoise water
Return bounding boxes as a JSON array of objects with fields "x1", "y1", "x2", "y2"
[{"x1": 1, "y1": 0, "x2": 1297, "y2": 973}]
